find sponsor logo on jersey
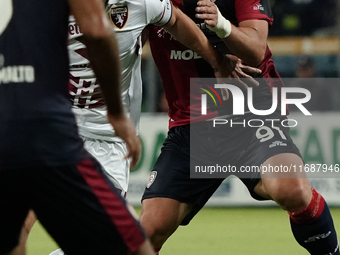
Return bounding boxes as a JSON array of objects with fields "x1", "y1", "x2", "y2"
[
  {"x1": 68, "y1": 22, "x2": 81, "y2": 36},
  {"x1": 269, "y1": 140, "x2": 287, "y2": 148},
  {"x1": 146, "y1": 171, "x2": 157, "y2": 188},
  {"x1": 0, "y1": 0, "x2": 13, "y2": 35},
  {"x1": 109, "y1": 6, "x2": 128, "y2": 29},
  {"x1": 170, "y1": 50, "x2": 202, "y2": 60},
  {"x1": 0, "y1": 60, "x2": 35, "y2": 85},
  {"x1": 304, "y1": 231, "x2": 331, "y2": 243},
  {"x1": 253, "y1": 3, "x2": 264, "y2": 11}
]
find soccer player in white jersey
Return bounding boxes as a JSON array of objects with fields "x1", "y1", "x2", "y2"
[
  {"x1": 49, "y1": 1, "x2": 260, "y2": 254},
  {"x1": 67, "y1": 0, "x2": 260, "y2": 197},
  {"x1": 67, "y1": 2, "x2": 151, "y2": 195}
]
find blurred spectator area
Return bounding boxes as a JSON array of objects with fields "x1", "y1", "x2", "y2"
[
  {"x1": 268, "y1": 0, "x2": 340, "y2": 77},
  {"x1": 268, "y1": 37, "x2": 340, "y2": 77},
  {"x1": 269, "y1": 0, "x2": 339, "y2": 37},
  {"x1": 141, "y1": 36, "x2": 340, "y2": 112},
  {"x1": 140, "y1": 0, "x2": 340, "y2": 112}
]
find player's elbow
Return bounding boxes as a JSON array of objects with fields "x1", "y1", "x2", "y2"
[{"x1": 250, "y1": 45, "x2": 266, "y2": 67}]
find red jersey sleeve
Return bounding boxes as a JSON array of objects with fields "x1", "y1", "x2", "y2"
[{"x1": 235, "y1": 0, "x2": 273, "y2": 25}]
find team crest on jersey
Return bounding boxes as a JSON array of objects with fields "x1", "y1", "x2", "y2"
[
  {"x1": 146, "y1": 171, "x2": 157, "y2": 189},
  {"x1": 109, "y1": 6, "x2": 128, "y2": 29},
  {"x1": 253, "y1": 3, "x2": 264, "y2": 11}
]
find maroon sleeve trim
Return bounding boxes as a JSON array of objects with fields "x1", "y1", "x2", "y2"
[{"x1": 237, "y1": 13, "x2": 273, "y2": 26}]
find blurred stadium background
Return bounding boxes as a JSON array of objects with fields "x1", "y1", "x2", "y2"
[
  {"x1": 129, "y1": 0, "x2": 340, "y2": 207},
  {"x1": 28, "y1": 0, "x2": 340, "y2": 254}
]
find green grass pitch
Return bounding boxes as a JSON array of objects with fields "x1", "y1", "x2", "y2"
[{"x1": 27, "y1": 207, "x2": 340, "y2": 255}]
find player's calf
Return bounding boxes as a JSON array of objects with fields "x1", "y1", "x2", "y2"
[
  {"x1": 256, "y1": 153, "x2": 339, "y2": 254},
  {"x1": 289, "y1": 187, "x2": 339, "y2": 255}
]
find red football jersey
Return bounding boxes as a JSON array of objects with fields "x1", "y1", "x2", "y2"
[{"x1": 149, "y1": 0, "x2": 283, "y2": 129}]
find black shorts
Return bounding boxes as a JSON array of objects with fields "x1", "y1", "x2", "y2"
[
  {"x1": 142, "y1": 114, "x2": 301, "y2": 225},
  {"x1": 0, "y1": 157, "x2": 145, "y2": 255}
]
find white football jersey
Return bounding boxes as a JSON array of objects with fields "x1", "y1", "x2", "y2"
[{"x1": 68, "y1": 0, "x2": 172, "y2": 141}]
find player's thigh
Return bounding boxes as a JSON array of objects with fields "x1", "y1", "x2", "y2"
[
  {"x1": 30, "y1": 158, "x2": 145, "y2": 255},
  {"x1": 83, "y1": 138, "x2": 129, "y2": 195},
  {"x1": 235, "y1": 115, "x2": 305, "y2": 200},
  {"x1": 0, "y1": 169, "x2": 30, "y2": 254},
  {"x1": 140, "y1": 197, "x2": 192, "y2": 236},
  {"x1": 142, "y1": 125, "x2": 223, "y2": 226},
  {"x1": 254, "y1": 153, "x2": 312, "y2": 210}
]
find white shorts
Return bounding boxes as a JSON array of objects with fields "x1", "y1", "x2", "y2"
[{"x1": 82, "y1": 137, "x2": 129, "y2": 195}]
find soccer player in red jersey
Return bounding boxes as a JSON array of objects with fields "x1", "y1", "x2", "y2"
[{"x1": 140, "y1": 0, "x2": 339, "y2": 254}]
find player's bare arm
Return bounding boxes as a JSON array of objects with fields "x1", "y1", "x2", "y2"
[
  {"x1": 164, "y1": 2, "x2": 261, "y2": 88},
  {"x1": 68, "y1": 0, "x2": 141, "y2": 169},
  {"x1": 196, "y1": 0, "x2": 267, "y2": 67}
]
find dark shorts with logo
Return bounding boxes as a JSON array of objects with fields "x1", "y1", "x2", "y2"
[
  {"x1": 0, "y1": 157, "x2": 145, "y2": 255},
  {"x1": 142, "y1": 114, "x2": 302, "y2": 225}
]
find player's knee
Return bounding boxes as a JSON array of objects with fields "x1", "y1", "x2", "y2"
[
  {"x1": 268, "y1": 180, "x2": 311, "y2": 211},
  {"x1": 141, "y1": 214, "x2": 174, "y2": 247},
  {"x1": 149, "y1": 223, "x2": 174, "y2": 248},
  {"x1": 145, "y1": 223, "x2": 171, "y2": 249},
  {"x1": 140, "y1": 209, "x2": 178, "y2": 248}
]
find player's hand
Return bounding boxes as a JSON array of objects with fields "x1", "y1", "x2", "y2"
[
  {"x1": 107, "y1": 114, "x2": 141, "y2": 169},
  {"x1": 213, "y1": 54, "x2": 261, "y2": 99},
  {"x1": 195, "y1": 0, "x2": 219, "y2": 27}
]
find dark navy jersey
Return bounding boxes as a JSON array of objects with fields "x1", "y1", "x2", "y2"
[{"x1": 0, "y1": 0, "x2": 87, "y2": 167}]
